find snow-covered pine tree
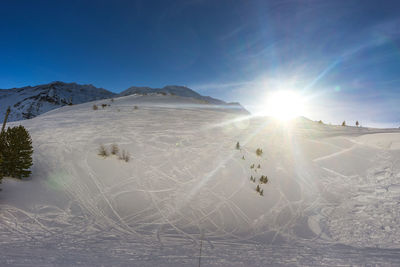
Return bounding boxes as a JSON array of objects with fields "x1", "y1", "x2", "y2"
[{"x1": 1, "y1": 126, "x2": 33, "y2": 178}]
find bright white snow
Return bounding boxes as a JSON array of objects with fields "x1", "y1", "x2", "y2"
[{"x1": 1, "y1": 94, "x2": 400, "y2": 266}]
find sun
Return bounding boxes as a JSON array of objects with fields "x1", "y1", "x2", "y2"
[{"x1": 264, "y1": 90, "x2": 305, "y2": 121}]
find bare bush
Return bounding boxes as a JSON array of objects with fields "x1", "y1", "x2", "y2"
[
  {"x1": 133, "y1": 105, "x2": 138, "y2": 110},
  {"x1": 111, "y1": 144, "x2": 119, "y2": 155},
  {"x1": 256, "y1": 148, "x2": 263, "y2": 156},
  {"x1": 98, "y1": 145, "x2": 108, "y2": 157},
  {"x1": 119, "y1": 150, "x2": 130, "y2": 162},
  {"x1": 93, "y1": 104, "x2": 98, "y2": 110}
]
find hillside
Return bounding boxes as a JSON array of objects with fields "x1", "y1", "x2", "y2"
[
  {"x1": 0, "y1": 94, "x2": 400, "y2": 266},
  {"x1": 119, "y1": 85, "x2": 225, "y2": 104},
  {"x1": 0, "y1": 81, "x2": 116, "y2": 122},
  {"x1": 0, "y1": 83, "x2": 247, "y2": 122}
]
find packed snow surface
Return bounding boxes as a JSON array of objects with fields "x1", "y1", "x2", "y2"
[{"x1": 1, "y1": 95, "x2": 400, "y2": 266}]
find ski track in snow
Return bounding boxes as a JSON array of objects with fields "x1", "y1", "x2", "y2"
[{"x1": 1, "y1": 95, "x2": 400, "y2": 266}]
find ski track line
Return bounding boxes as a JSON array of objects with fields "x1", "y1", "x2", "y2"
[
  {"x1": 313, "y1": 143, "x2": 357, "y2": 162},
  {"x1": 83, "y1": 150, "x2": 141, "y2": 237}
]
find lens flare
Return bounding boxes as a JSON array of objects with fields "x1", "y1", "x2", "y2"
[{"x1": 264, "y1": 90, "x2": 305, "y2": 121}]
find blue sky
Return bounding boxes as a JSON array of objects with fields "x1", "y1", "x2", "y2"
[{"x1": 1, "y1": 0, "x2": 400, "y2": 127}]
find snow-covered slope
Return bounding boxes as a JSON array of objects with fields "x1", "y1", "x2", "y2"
[
  {"x1": 119, "y1": 85, "x2": 246, "y2": 110},
  {"x1": 1, "y1": 95, "x2": 400, "y2": 266},
  {"x1": 0, "y1": 83, "x2": 247, "y2": 122},
  {"x1": 0, "y1": 81, "x2": 116, "y2": 122}
]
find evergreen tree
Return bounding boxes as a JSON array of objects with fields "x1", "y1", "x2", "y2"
[
  {"x1": 1, "y1": 126, "x2": 33, "y2": 178},
  {"x1": 256, "y1": 185, "x2": 260, "y2": 192},
  {"x1": 342, "y1": 121, "x2": 346, "y2": 126},
  {"x1": 259, "y1": 175, "x2": 268, "y2": 184},
  {"x1": 0, "y1": 152, "x2": 3, "y2": 185},
  {"x1": 0, "y1": 131, "x2": 8, "y2": 179},
  {"x1": 356, "y1": 121, "x2": 359, "y2": 127},
  {"x1": 236, "y1": 142, "x2": 240, "y2": 150}
]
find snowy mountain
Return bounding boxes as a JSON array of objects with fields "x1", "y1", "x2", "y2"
[
  {"x1": 119, "y1": 85, "x2": 244, "y2": 108},
  {"x1": 0, "y1": 81, "x2": 116, "y2": 122},
  {"x1": 1, "y1": 95, "x2": 400, "y2": 266},
  {"x1": 0, "y1": 83, "x2": 247, "y2": 122}
]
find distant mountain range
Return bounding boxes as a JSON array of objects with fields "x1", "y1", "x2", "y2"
[{"x1": 0, "y1": 81, "x2": 246, "y2": 122}]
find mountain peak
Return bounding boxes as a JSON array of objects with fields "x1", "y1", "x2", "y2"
[{"x1": 0, "y1": 81, "x2": 115, "y2": 121}]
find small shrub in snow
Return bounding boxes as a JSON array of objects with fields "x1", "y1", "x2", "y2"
[
  {"x1": 356, "y1": 121, "x2": 359, "y2": 127},
  {"x1": 119, "y1": 150, "x2": 130, "y2": 162},
  {"x1": 101, "y1": 104, "x2": 107, "y2": 109},
  {"x1": 110, "y1": 144, "x2": 119, "y2": 155},
  {"x1": 256, "y1": 148, "x2": 263, "y2": 156},
  {"x1": 260, "y1": 189, "x2": 264, "y2": 196},
  {"x1": 256, "y1": 184, "x2": 260, "y2": 193},
  {"x1": 111, "y1": 98, "x2": 114, "y2": 102},
  {"x1": 342, "y1": 121, "x2": 346, "y2": 126},
  {"x1": 257, "y1": 164, "x2": 261, "y2": 169},
  {"x1": 318, "y1": 120, "x2": 323, "y2": 124},
  {"x1": 134, "y1": 106, "x2": 138, "y2": 110},
  {"x1": 93, "y1": 104, "x2": 98, "y2": 110},
  {"x1": 259, "y1": 175, "x2": 268, "y2": 184},
  {"x1": 236, "y1": 142, "x2": 240, "y2": 150},
  {"x1": 242, "y1": 155, "x2": 245, "y2": 160},
  {"x1": 250, "y1": 164, "x2": 254, "y2": 169},
  {"x1": 98, "y1": 145, "x2": 108, "y2": 157}
]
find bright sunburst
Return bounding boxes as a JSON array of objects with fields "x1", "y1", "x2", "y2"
[{"x1": 264, "y1": 90, "x2": 305, "y2": 121}]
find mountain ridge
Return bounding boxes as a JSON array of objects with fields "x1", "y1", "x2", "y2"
[{"x1": 0, "y1": 81, "x2": 247, "y2": 121}]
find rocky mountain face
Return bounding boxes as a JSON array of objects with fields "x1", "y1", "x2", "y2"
[
  {"x1": 0, "y1": 82, "x2": 247, "y2": 122},
  {"x1": 0, "y1": 81, "x2": 116, "y2": 122}
]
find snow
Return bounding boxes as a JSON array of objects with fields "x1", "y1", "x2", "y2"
[
  {"x1": 0, "y1": 81, "x2": 116, "y2": 122},
  {"x1": 119, "y1": 85, "x2": 226, "y2": 105},
  {"x1": 0, "y1": 82, "x2": 247, "y2": 123},
  {"x1": 1, "y1": 94, "x2": 400, "y2": 266}
]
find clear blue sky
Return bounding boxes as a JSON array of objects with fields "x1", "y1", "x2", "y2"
[{"x1": 1, "y1": 0, "x2": 400, "y2": 127}]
